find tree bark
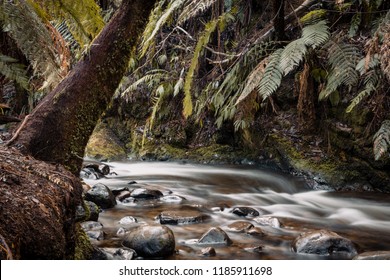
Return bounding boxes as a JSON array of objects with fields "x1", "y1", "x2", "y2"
[{"x1": 9, "y1": 0, "x2": 157, "y2": 175}]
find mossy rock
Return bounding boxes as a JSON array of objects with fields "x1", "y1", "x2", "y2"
[{"x1": 85, "y1": 122, "x2": 127, "y2": 160}]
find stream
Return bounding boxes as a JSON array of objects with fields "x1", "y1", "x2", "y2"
[{"x1": 82, "y1": 161, "x2": 390, "y2": 260}]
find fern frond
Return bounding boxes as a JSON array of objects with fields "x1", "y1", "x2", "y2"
[
  {"x1": 120, "y1": 70, "x2": 169, "y2": 97},
  {"x1": 279, "y1": 39, "x2": 307, "y2": 75},
  {"x1": 0, "y1": 54, "x2": 29, "y2": 89},
  {"x1": 373, "y1": 120, "x2": 390, "y2": 160},
  {"x1": 33, "y1": 0, "x2": 105, "y2": 46},
  {"x1": 140, "y1": 0, "x2": 186, "y2": 58},
  {"x1": 235, "y1": 57, "x2": 269, "y2": 105},
  {"x1": 302, "y1": 20, "x2": 330, "y2": 49},
  {"x1": 178, "y1": 0, "x2": 217, "y2": 25},
  {"x1": 183, "y1": 13, "x2": 234, "y2": 118},
  {"x1": 257, "y1": 49, "x2": 283, "y2": 101},
  {"x1": 0, "y1": 0, "x2": 62, "y2": 89},
  {"x1": 349, "y1": 12, "x2": 361, "y2": 37},
  {"x1": 319, "y1": 42, "x2": 361, "y2": 100}
]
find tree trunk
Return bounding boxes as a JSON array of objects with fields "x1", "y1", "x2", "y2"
[
  {"x1": 273, "y1": 0, "x2": 285, "y2": 41},
  {"x1": 9, "y1": 0, "x2": 157, "y2": 175}
]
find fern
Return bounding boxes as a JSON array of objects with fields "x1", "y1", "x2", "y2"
[
  {"x1": 302, "y1": 20, "x2": 330, "y2": 49},
  {"x1": 319, "y1": 42, "x2": 361, "y2": 100},
  {"x1": 177, "y1": 0, "x2": 217, "y2": 25},
  {"x1": 120, "y1": 69, "x2": 170, "y2": 97},
  {"x1": 279, "y1": 39, "x2": 307, "y2": 75},
  {"x1": 373, "y1": 120, "x2": 390, "y2": 160},
  {"x1": 257, "y1": 49, "x2": 284, "y2": 101},
  {"x1": 140, "y1": 0, "x2": 186, "y2": 58},
  {"x1": 0, "y1": 0, "x2": 63, "y2": 90},
  {"x1": 0, "y1": 54, "x2": 29, "y2": 89}
]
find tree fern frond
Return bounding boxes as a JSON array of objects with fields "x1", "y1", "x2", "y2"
[
  {"x1": 349, "y1": 12, "x2": 361, "y2": 37},
  {"x1": 183, "y1": 13, "x2": 234, "y2": 118},
  {"x1": 120, "y1": 70, "x2": 169, "y2": 97},
  {"x1": 177, "y1": 0, "x2": 217, "y2": 25},
  {"x1": 302, "y1": 20, "x2": 330, "y2": 49},
  {"x1": 257, "y1": 49, "x2": 283, "y2": 101},
  {"x1": 0, "y1": 54, "x2": 29, "y2": 89},
  {"x1": 235, "y1": 57, "x2": 269, "y2": 105},
  {"x1": 140, "y1": 0, "x2": 186, "y2": 58},
  {"x1": 33, "y1": 0, "x2": 105, "y2": 46},
  {"x1": 0, "y1": 0, "x2": 62, "y2": 89},
  {"x1": 279, "y1": 39, "x2": 307, "y2": 75},
  {"x1": 319, "y1": 42, "x2": 361, "y2": 100},
  {"x1": 373, "y1": 120, "x2": 390, "y2": 160}
]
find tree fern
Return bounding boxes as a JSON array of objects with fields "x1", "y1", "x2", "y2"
[
  {"x1": 319, "y1": 42, "x2": 361, "y2": 100},
  {"x1": 177, "y1": 0, "x2": 217, "y2": 25},
  {"x1": 0, "y1": 0, "x2": 63, "y2": 90},
  {"x1": 140, "y1": 0, "x2": 186, "y2": 58},
  {"x1": 0, "y1": 54, "x2": 29, "y2": 89},
  {"x1": 373, "y1": 120, "x2": 390, "y2": 160}
]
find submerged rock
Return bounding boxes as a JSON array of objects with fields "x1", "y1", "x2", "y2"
[
  {"x1": 131, "y1": 188, "x2": 163, "y2": 200},
  {"x1": 292, "y1": 230, "x2": 357, "y2": 256},
  {"x1": 119, "y1": 216, "x2": 138, "y2": 226},
  {"x1": 353, "y1": 251, "x2": 390, "y2": 260},
  {"x1": 85, "y1": 183, "x2": 116, "y2": 209},
  {"x1": 254, "y1": 216, "x2": 281, "y2": 228},
  {"x1": 200, "y1": 247, "x2": 216, "y2": 256},
  {"x1": 157, "y1": 210, "x2": 210, "y2": 225},
  {"x1": 198, "y1": 227, "x2": 232, "y2": 245},
  {"x1": 227, "y1": 221, "x2": 254, "y2": 233},
  {"x1": 232, "y1": 207, "x2": 260, "y2": 217},
  {"x1": 122, "y1": 225, "x2": 175, "y2": 258}
]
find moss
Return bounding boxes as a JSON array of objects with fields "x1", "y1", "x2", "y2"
[
  {"x1": 85, "y1": 122, "x2": 127, "y2": 160},
  {"x1": 74, "y1": 224, "x2": 94, "y2": 260}
]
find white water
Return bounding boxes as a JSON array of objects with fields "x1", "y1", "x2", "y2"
[{"x1": 83, "y1": 161, "x2": 390, "y2": 259}]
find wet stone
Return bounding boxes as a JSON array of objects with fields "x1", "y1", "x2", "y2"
[
  {"x1": 117, "y1": 227, "x2": 127, "y2": 237},
  {"x1": 244, "y1": 245, "x2": 263, "y2": 253},
  {"x1": 160, "y1": 195, "x2": 185, "y2": 203},
  {"x1": 254, "y1": 216, "x2": 281, "y2": 228},
  {"x1": 292, "y1": 229, "x2": 357, "y2": 256},
  {"x1": 103, "y1": 248, "x2": 136, "y2": 260},
  {"x1": 86, "y1": 230, "x2": 105, "y2": 241},
  {"x1": 131, "y1": 188, "x2": 163, "y2": 200},
  {"x1": 232, "y1": 207, "x2": 260, "y2": 217},
  {"x1": 85, "y1": 183, "x2": 116, "y2": 209},
  {"x1": 157, "y1": 210, "x2": 210, "y2": 225},
  {"x1": 116, "y1": 190, "x2": 132, "y2": 202},
  {"x1": 227, "y1": 221, "x2": 254, "y2": 233},
  {"x1": 122, "y1": 225, "x2": 175, "y2": 258},
  {"x1": 81, "y1": 221, "x2": 103, "y2": 231},
  {"x1": 119, "y1": 216, "x2": 138, "y2": 225},
  {"x1": 198, "y1": 227, "x2": 232, "y2": 245},
  {"x1": 76, "y1": 200, "x2": 100, "y2": 222},
  {"x1": 201, "y1": 247, "x2": 216, "y2": 256},
  {"x1": 246, "y1": 227, "x2": 265, "y2": 237},
  {"x1": 353, "y1": 251, "x2": 390, "y2": 260}
]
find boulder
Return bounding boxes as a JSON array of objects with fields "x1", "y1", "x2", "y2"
[
  {"x1": 254, "y1": 216, "x2": 281, "y2": 228},
  {"x1": 292, "y1": 230, "x2": 357, "y2": 256},
  {"x1": 227, "y1": 221, "x2": 254, "y2": 233},
  {"x1": 85, "y1": 183, "x2": 116, "y2": 209},
  {"x1": 198, "y1": 227, "x2": 232, "y2": 245},
  {"x1": 130, "y1": 188, "x2": 163, "y2": 200},
  {"x1": 122, "y1": 225, "x2": 175, "y2": 258},
  {"x1": 119, "y1": 216, "x2": 138, "y2": 226},
  {"x1": 200, "y1": 247, "x2": 216, "y2": 256},
  {"x1": 75, "y1": 200, "x2": 100, "y2": 222}
]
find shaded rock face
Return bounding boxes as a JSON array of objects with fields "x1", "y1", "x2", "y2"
[
  {"x1": 85, "y1": 183, "x2": 116, "y2": 209},
  {"x1": 122, "y1": 225, "x2": 175, "y2": 258},
  {"x1": 198, "y1": 227, "x2": 232, "y2": 245},
  {"x1": 76, "y1": 201, "x2": 100, "y2": 222},
  {"x1": 292, "y1": 230, "x2": 357, "y2": 256},
  {"x1": 157, "y1": 210, "x2": 210, "y2": 225},
  {"x1": 353, "y1": 251, "x2": 390, "y2": 260}
]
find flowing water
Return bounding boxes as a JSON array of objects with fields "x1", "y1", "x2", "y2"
[{"x1": 83, "y1": 161, "x2": 390, "y2": 260}]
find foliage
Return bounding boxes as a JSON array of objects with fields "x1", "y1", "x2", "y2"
[
  {"x1": 0, "y1": 54, "x2": 29, "y2": 89},
  {"x1": 373, "y1": 120, "x2": 390, "y2": 160}
]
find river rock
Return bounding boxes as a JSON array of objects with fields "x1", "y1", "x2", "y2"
[
  {"x1": 353, "y1": 251, "x2": 390, "y2": 260},
  {"x1": 86, "y1": 230, "x2": 105, "y2": 240},
  {"x1": 81, "y1": 221, "x2": 103, "y2": 231},
  {"x1": 232, "y1": 207, "x2": 260, "y2": 217},
  {"x1": 160, "y1": 195, "x2": 186, "y2": 203},
  {"x1": 119, "y1": 216, "x2": 138, "y2": 225},
  {"x1": 292, "y1": 230, "x2": 357, "y2": 256},
  {"x1": 116, "y1": 190, "x2": 132, "y2": 202},
  {"x1": 131, "y1": 188, "x2": 163, "y2": 200},
  {"x1": 201, "y1": 247, "x2": 216, "y2": 256},
  {"x1": 157, "y1": 210, "x2": 210, "y2": 225},
  {"x1": 246, "y1": 227, "x2": 265, "y2": 237},
  {"x1": 198, "y1": 227, "x2": 232, "y2": 245},
  {"x1": 76, "y1": 200, "x2": 100, "y2": 222},
  {"x1": 254, "y1": 216, "x2": 281, "y2": 228},
  {"x1": 122, "y1": 225, "x2": 176, "y2": 258},
  {"x1": 103, "y1": 248, "x2": 136, "y2": 260},
  {"x1": 227, "y1": 221, "x2": 254, "y2": 233},
  {"x1": 85, "y1": 183, "x2": 116, "y2": 209}
]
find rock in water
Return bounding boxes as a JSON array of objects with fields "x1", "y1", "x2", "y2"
[
  {"x1": 198, "y1": 227, "x2": 232, "y2": 245},
  {"x1": 85, "y1": 183, "x2": 116, "y2": 209},
  {"x1": 353, "y1": 251, "x2": 390, "y2": 260},
  {"x1": 292, "y1": 229, "x2": 357, "y2": 256},
  {"x1": 157, "y1": 210, "x2": 210, "y2": 225},
  {"x1": 122, "y1": 225, "x2": 175, "y2": 258},
  {"x1": 232, "y1": 207, "x2": 260, "y2": 217},
  {"x1": 130, "y1": 188, "x2": 163, "y2": 200}
]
